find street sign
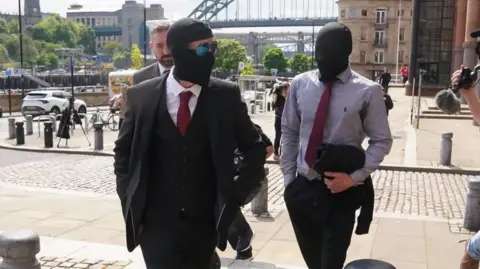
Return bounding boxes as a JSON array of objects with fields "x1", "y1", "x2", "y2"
[
  {"x1": 238, "y1": 62, "x2": 245, "y2": 71},
  {"x1": 271, "y1": 68, "x2": 278, "y2": 76},
  {"x1": 5, "y1": 69, "x2": 12, "y2": 76}
]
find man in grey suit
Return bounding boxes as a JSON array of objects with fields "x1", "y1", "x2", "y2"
[{"x1": 133, "y1": 20, "x2": 173, "y2": 85}]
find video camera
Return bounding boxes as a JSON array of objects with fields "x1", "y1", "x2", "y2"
[{"x1": 453, "y1": 29, "x2": 480, "y2": 92}]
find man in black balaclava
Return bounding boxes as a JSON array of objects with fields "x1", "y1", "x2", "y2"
[
  {"x1": 280, "y1": 22, "x2": 392, "y2": 269},
  {"x1": 113, "y1": 17, "x2": 266, "y2": 269},
  {"x1": 315, "y1": 22, "x2": 352, "y2": 82}
]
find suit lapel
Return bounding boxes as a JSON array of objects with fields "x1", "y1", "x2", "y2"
[
  {"x1": 152, "y1": 63, "x2": 160, "y2": 78},
  {"x1": 207, "y1": 80, "x2": 219, "y2": 163}
]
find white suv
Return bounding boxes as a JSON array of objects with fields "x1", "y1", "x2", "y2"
[{"x1": 21, "y1": 90, "x2": 87, "y2": 118}]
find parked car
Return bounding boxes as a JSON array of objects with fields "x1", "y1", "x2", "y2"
[
  {"x1": 21, "y1": 90, "x2": 87, "y2": 118},
  {"x1": 0, "y1": 104, "x2": 3, "y2": 118}
]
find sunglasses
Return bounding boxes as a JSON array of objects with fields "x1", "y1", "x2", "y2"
[{"x1": 195, "y1": 41, "x2": 218, "y2": 57}]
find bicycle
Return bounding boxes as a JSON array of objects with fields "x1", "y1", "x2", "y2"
[{"x1": 87, "y1": 107, "x2": 120, "y2": 132}]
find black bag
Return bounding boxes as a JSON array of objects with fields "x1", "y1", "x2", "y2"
[{"x1": 233, "y1": 149, "x2": 266, "y2": 206}]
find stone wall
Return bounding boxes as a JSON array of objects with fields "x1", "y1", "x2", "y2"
[{"x1": 0, "y1": 92, "x2": 110, "y2": 113}]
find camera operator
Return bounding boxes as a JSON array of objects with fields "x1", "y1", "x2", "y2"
[
  {"x1": 453, "y1": 29, "x2": 480, "y2": 269},
  {"x1": 451, "y1": 66, "x2": 480, "y2": 124}
]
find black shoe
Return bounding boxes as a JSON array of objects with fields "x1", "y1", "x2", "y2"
[{"x1": 236, "y1": 245, "x2": 253, "y2": 260}]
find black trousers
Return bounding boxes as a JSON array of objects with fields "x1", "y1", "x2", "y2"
[
  {"x1": 227, "y1": 210, "x2": 252, "y2": 250},
  {"x1": 284, "y1": 175, "x2": 364, "y2": 269},
  {"x1": 274, "y1": 115, "x2": 282, "y2": 155},
  {"x1": 140, "y1": 210, "x2": 217, "y2": 269},
  {"x1": 119, "y1": 118, "x2": 124, "y2": 130}
]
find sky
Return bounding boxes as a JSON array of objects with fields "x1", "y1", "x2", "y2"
[{"x1": 0, "y1": 0, "x2": 338, "y2": 34}]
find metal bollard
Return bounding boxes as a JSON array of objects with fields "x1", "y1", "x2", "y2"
[
  {"x1": 94, "y1": 122, "x2": 103, "y2": 150},
  {"x1": 0, "y1": 229, "x2": 41, "y2": 269},
  {"x1": 439, "y1": 132, "x2": 453, "y2": 165},
  {"x1": 44, "y1": 122, "x2": 53, "y2": 148},
  {"x1": 7, "y1": 117, "x2": 15, "y2": 139},
  {"x1": 25, "y1": 115, "x2": 33, "y2": 135},
  {"x1": 464, "y1": 177, "x2": 480, "y2": 231},
  {"x1": 49, "y1": 114, "x2": 56, "y2": 132},
  {"x1": 15, "y1": 122, "x2": 25, "y2": 145},
  {"x1": 344, "y1": 259, "x2": 396, "y2": 269},
  {"x1": 251, "y1": 167, "x2": 269, "y2": 215},
  {"x1": 267, "y1": 102, "x2": 271, "y2": 111}
]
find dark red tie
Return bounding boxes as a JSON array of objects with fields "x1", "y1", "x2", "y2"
[
  {"x1": 305, "y1": 81, "x2": 334, "y2": 167},
  {"x1": 177, "y1": 91, "x2": 193, "y2": 136}
]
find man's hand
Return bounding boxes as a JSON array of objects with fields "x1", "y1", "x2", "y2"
[
  {"x1": 323, "y1": 172, "x2": 356, "y2": 193},
  {"x1": 452, "y1": 65, "x2": 475, "y2": 92}
]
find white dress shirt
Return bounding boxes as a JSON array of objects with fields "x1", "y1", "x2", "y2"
[
  {"x1": 165, "y1": 67, "x2": 202, "y2": 125},
  {"x1": 158, "y1": 63, "x2": 169, "y2": 75}
]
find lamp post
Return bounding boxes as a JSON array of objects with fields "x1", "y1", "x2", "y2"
[
  {"x1": 18, "y1": 0, "x2": 25, "y2": 98},
  {"x1": 395, "y1": 0, "x2": 402, "y2": 83},
  {"x1": 143, "y1": 0, "x2": 147, "y2": 66},
  {"x1": 311, "y1": 19, "x2": 315, "y2": 69}
]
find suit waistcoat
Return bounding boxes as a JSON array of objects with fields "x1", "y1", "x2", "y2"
[{"x1": 146, "y1": 86, "x2": 217, "y2": 219}]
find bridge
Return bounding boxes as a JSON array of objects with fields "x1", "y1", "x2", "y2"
[{"x1": 92, "y1": 0, "x2": 338, "y2": 37}]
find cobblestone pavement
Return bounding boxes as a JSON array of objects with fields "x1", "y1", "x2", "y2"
[
  {"x1": 0, "y1": 151, "x2": 474, "y2": 232},
  {"x1": 39, "y1": 257, "x2": 131, "y2": 269}
]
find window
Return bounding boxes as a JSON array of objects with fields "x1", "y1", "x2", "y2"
[
  {"x1": 376, "y1": 9, "x2": 387, "y2": 24},
  {"x1": 361, "y1": 9, "x2": 367, "y2": 16},
  {"x1": 374, "y1": 50, "x2": 384, "y2": 63},
  {"x1": 399, "y1": 28, "x2": 405, "y2": 41},
  {"x1": 398, "y1": 50, "x2": 404, "y2": 63},
  {"x1": 349, "y1": 8, "x2": 357, "y2": 17},
  {"x1": 361, "y1": 27, "x2": 367, "y2": 41},
  {"x1": 375, "y1": 30, "x2": 386, "y2": 44},
  {"x1": 341, "y1": 10, "x2": 345, "y2": 18},
  {"x1": 360, "y1": 51, "x2": 366, "y2": 63},
  {"x1": 398, "y1": 9, "x2": 404, "y2": 18}
]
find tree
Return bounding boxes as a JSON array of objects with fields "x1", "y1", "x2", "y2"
[
  {"x1": 77, "y1": 24, "x2": 96, "y2": 54},
  {"x1": 258, "y1": 44, "x2": 277, "y2": 61},
  {"x1": 0, "y1": 44, "x2": 9, "y2": 63},
  {"x1": 130, "y1": 44, "x2": 142, "y2": 70},
  {"x1": 36, "y1": 52, "x2": 59, "y2": 69},
  {"x1": 0, "y1": 18, "x2": 8, "y2": 34},
  {"x1": 103, "y1": 41, "x2": 122, "y2": 54},
  {"x1": 113, "y1": 50, "x2": 129, "y2": 69},
  {"x1": 289, "y1": 53, "x2": 311, "y2": 74},
  {"x1": 240, "y1": 61, "x2": 255, "y2": 75},
  {"x1": 263, "y1": 48, "x2": 288, "y2": 72},
  {"x1": 214, "y1": 39, "x2": 247, "y2": 71},
  {"x1": 6, "y1": 20, "x2": 19, "y2": 34}
]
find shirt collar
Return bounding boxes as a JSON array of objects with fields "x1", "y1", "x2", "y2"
[
  {"x1": 166, "y1": 66, "x2": 202, "y2": 97},
  {"x1": 316, "y1": 66, "x2": 352, "y2": 84},
  {"x1": 158, "y1": 63, "x2": 170, "y2": 75}
]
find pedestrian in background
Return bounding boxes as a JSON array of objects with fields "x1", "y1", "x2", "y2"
[
  {"x1": 114, "y1": 86, "x2": 126, "y2": 130},
  {"x1": 272, "y1": 82, "x2": 289, "y2": 160}
]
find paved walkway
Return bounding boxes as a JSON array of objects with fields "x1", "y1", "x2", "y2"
[{"x1": 0, "y1": 183, "x2": 472, "y2": 269}]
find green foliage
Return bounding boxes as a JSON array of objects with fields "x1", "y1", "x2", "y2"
[
  {"x1": 0, "y1": 44, "x2": 9, "y2": 63},
  {"x1": 258, "y1": 44, "x2": 277, "y2": 60},
  {"x1": 0, "y1": 18, "x2": 8, "y2": 34},
  {"x1": 130, "y1": 44, "x2": 142, "y2": 70},
  {"x1": 263, "y1": 48, "x2": 288, "y2": 72},
  {"x1": 214, "y1": 39, "x2": 247, "y2": 71},
  {"x1": 289, "y1": 53, "x2": 311, "y2": 74},
  {"x1": 103, "y1": 41, "x2": 122, "y2": 54},
  {"x1": 113, "y1": 50, "x2": 130, "y2": 69},
  {"x1": 0, "y1": 15, "x2": 96, "y2": 68},
  {"x1": 240, "y1": 61, "x2": 255, "y2": 75},
  {"x1": 36, "y1": 53, "x2": 59, "y2": 69}
]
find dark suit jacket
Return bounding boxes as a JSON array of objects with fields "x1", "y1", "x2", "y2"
[
  {"x1": 132, "y1": 62, "x2": 161, "y2": 85},
  {"x1": 113, "y1": 74, "x2": 266, "y2": 252},
  {"x1": 314, "y1": 143, "x2": 374, "y2": 235}
]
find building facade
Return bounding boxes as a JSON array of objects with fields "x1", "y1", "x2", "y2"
[
  {"x1": 338, "y1": 0, "x2": 413, "y2": 80},
  {"x1": 66, "y1": 1, "x2": 165, "y2": 52}
]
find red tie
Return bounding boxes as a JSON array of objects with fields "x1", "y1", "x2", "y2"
[
  {"x1": 177, "y1": 91, "x2": 193, "y2": 136},
  {"x1": 305, "y1": 81, "x2": 334, "y2": 167}
]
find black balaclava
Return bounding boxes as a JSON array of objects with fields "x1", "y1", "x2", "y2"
[
  {"x1": 166, "y1": 18, "x2": 215, "y2": 87},
  {"x1": 315, "y1": 22, "x2": 352, "y2": 82}
]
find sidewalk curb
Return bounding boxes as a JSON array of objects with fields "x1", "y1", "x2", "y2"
[
  {"x1": 3, "y1": 143, "x2": 480, "y2": 175},
  {"x1": 0, "y1": 142, "x2": 114, "y2": 157}
]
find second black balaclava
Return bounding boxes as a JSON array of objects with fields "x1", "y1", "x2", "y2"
[
  {"x1": 166, "y1": 18, "x2": 215, "y2": 87},
  {"x1": 315, "y1": 22, "x2": 352, "y2": 82}
]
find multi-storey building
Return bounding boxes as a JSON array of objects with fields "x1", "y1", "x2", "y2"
[
  {"x1": 66, "y1": 1, "x2": 165, "y2": 52},
  {"x1": 338, "y1": 0, "x2": 412, "y2": 80}
]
